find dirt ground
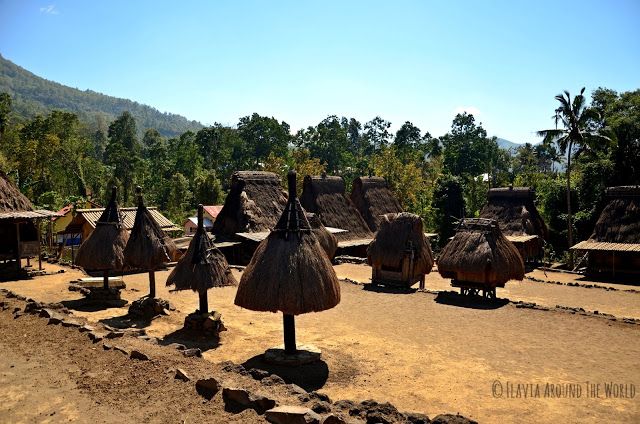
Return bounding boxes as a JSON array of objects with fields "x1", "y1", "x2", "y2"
[{"x1": 1, "y1": 262, "x2": 639, "y2": 423}]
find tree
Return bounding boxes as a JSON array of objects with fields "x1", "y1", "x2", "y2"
[
  {"x1": 0, "y1": 92, "x2": 11, "y2": 137},
  {"x1": 142, "y1": 128, "x2": 162, "y2": 160},
  {"x1": 237, "y1": 113, "x2": 291, "y2": 168},
  {"x1": 167, "y1": 172, "x2": 192, "y2": 220},
  {"x1": 193, "y1": 170, "x2": 223, "y2": 205},
  {"x1": 394, "y1": 121, "x2": 426, "y2": 162},
  {"x1": 105, "y1": 111, "x2": 140, "y2": 204},
  {"x1": 363, "y1": 116, "x2": 392, "y2": 152},
  {"x1": 537, "y1": 88, "x2": 609, "y2": 268}
]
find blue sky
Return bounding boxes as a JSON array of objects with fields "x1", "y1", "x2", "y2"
[{"x1": 1, "y1": 0, "x2": 638, "y2": 143}]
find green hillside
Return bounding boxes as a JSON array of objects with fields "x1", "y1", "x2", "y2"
[{"x1": 0, "y1": 54, "x2": 203, "y2": 137}]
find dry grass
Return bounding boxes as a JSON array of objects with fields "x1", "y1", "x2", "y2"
[
  {"x1": 590, "y1": 186, "x2": 640, "y2": 243},
  {"x1": 0, "y1": 171, "x2": 33, "y2": 213},
  {"x1": 307, "y1": 213, "x2": 338, "y2": 259}
]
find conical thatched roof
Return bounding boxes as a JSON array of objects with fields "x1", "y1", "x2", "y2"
[
  {"x1": 212, "y1": 171, "x2": 287, "y2": 238},
  {"x1": 0, "y1": 171, "x2": 34, "y2": 216},
  {"x1": 306, "y1": 212, "x2": 338, "y2": 260},
  {"x1": 235, "y1": 171, "x2": 340, "y2": 315},
  {"x1": 438, "y1": 218, "x2": 524, "y2": 286},
  {"x1": 588, "y1": 186, "x2": 640, "y2": 243},
  {"x1": 367, "y1": 213, "x2": 433, "y2": 275},
  {"x1": 166, "y1": 205, "x2": 236, "y2": 292},
  {"x1": 479, "y1": 187, "x2": 547, "y2": 239},
  {"x1": 300, "y1": 174, "x2": 373, "y2": 241},
  {"x1": 350, "y1": 176, "x2": 403, "y2": 232},
  {"x1": 123, "y1": 187, "x2": 178, "y2": 270},
  {"x1": 75, "y1": 187, "x2": 129, "y2": 271}
]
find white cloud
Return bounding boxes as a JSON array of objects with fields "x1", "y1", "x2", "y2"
[
  {"x1": 453, "y1": 106, "x2": 481, "y2": 117},
  {"x1": 39, "y1": 5, "x2": 59, "y2": 15}
]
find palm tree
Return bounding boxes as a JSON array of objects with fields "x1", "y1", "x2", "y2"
[{"x1": 537, "y1": 88, "x2": 608, "y2": 268}]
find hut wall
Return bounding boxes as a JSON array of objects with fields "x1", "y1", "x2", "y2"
[{"x1": 587, "y1": 251, "x2": 640, "y2": 276}]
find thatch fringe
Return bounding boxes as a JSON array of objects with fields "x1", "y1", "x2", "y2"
[
  {"x1": 123, "y1": 187, "x2": 178, "y2": 270},
  {"x1": 350, "y1": 176, "x2": 403, "y2": 232},
  {"x1": 212, "y1": 171, "x2": 287, "y2": 238},
  {"x1": 235, "y1": 171, "x2": 340, "y2": 315},
  {"x1": 0, "y1": 171, "x2": 34, "y2": 213},
  {"x1": 438, "y1": 218, "x2": 524, "y2": 286},
  {"x1": 300, "y1": 174, "x2": 373, "y2": 241},
  {"x1": 590, "y1": 186, "x2": 640, "y2": 243},
  {"x1": 307, "y1": 212, "x2": 338, "y2": 260},
  {"x1": 367, "y1": 213, "x2": 433, "y2": 275},
  {"x1": 479, "y1": 187, "x2": 547, "y2": 239},
  {"x1": 75, "y1": 187, "x2": 129, "y2": 271},
  {"x1": 166, "y1": 205, "x2": 236, "y2": 292}
]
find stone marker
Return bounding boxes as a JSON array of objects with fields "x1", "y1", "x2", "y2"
[
  {"x1": 265, "y1": 406, "x2": 321, "y2": 424},
  {"x1": 222, "y1": 387, "x2": 277, "y2": 414}
]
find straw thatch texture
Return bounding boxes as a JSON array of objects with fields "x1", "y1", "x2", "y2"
[
  {"x1": 350, "y1": 176, "x2": 403, "y2": 232},
  {"x1": 479, "y1": 187, "x2": 548, "y2": 239},
  {"x1": 166, "y1": 216, "x2": 236, "y2": 293},
  {"x1": 75, "y1": 188, "x2": 129, "y2": 271},
  {"x1": 123, "y1": 189, "x2": 178, "y2": 270},
  {"x1": 0, "y1": 171, "x2": 34, "y2": 215},
  {"x1": 300, "y1": 175, "x2": 373, "y2": 241},
  {"x1": 589, "y1": 186, "x2": 640, "y2": 243},
  {"x1": 212, "y1": 171, "x2": 287, "y2": 238},
  {"x1": 438, "y1": 218, "x2": 524, "y2": 286},
  {"x1": 235, "y1": 171, "x2": 340, "y2": 315},
  {"x1": 307, "y1": 212, "x2": 338, "y2": 260},
  {"x1": 367, "y1": 213, "x2": 433, "y2": 275}
]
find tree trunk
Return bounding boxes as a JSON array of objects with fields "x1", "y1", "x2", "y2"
[
  {"x1": 566, "y1": 140, "x2": 574, "y2": 269},
  {"x1": 283, "y1": 313, "x2": 296, "y2": 355},
  {"x1": 148, "y1": 271, "x2": 156, "y2": 298}
]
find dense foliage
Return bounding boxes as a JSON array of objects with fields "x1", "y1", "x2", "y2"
[{"x1": 1, "y1": 79, "x2": 637, "y2": 262}]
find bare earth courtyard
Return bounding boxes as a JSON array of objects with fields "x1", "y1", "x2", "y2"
[{"x1": 1, "y1": 262, "x2": 639, "y2": 423}]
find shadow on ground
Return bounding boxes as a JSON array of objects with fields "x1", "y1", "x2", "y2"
[
  {"x1": 242, "y1": 354, "x2": 329, "y2": 392},
  {"x1": 99, "y1": 313, "x2": 153, "y2": 329},
  {"x1": 434, "y1": 291, "x2": 509, "y2": 309},
  {"x1": 159, "y1": 327, "x2": 220, "y2": 352}
]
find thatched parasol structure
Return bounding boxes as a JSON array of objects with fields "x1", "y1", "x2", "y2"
[
  {"x1": 166, "y1": 204, "x2": 236, "y2": 314},
  {"x1": 350, "y1": 176, "x2": 403, "y2": 232},
  {"x1": 438, "y1": 218, "x2": 524, "y2": 297},
  {"x1": 235, "y1": 170, "x2": 340, "y2": 355},
  {"x1": 479, "y1": 187, "x2": 547, "y2": 261},
  {"x1": 75, "y1": 186, "x2": 129, "y2": 289},
  {"x1": 571, "y1": 186, "x2": 640, "y2": 276},
  {"x1": 306, "y1": 212, "x2": 338, "y2": 260},
  {"x1": 367, "y1": 213, "x2": 433, "y2": 288},
  {"x1": 123, "y1": 186, "x2": 177, "y2": 298},
  {"x1": 212, "y1": 171, "x2": 287, "y2": 238},
  {"x1": 300, "y1": 174, "x2": 373, "y2": 242}
]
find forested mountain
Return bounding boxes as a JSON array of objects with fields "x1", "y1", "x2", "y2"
[{"x1": 0, "y1": 54, "x2": 202, "y2": 137}]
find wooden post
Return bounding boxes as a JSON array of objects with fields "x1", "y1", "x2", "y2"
[
  {"x1": 199, "y1": 290, "x2": 208, "y2": 314},
  {"x1": 283, "y1": 313, "x2": 296, "y2": 354},
  {"x1": 15, "y1": 222, "x2": 21, "y2": 271},
  {"x1": 149, "y1": 271, "x2": 156, "y2": 298},
  {"x1": 103, "y1": 270, "x2": 109, "y2": 290},
  {"x1": 37, "y1": 219, "x2": 43, "y2": 271}
]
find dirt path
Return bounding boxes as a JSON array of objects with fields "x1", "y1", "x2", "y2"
[{"x1": 2, "y1": 263, "x2": 639, "y2": 423}]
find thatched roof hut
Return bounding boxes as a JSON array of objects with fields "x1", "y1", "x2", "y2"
[
  {"x1": 367, "y1": 213, "x2": 433, "y2": 287},
  {"x1": 306, "y1": 212, "x2": 338, "y2": 260},
  {"x1": 212, "y1": 171, "x2": 287, "y2": 238},
  {"x1": 75, "y1": 187, "x2": 129, "y2": 273},
  {"x1": 350, "y1": 176, "x2": 403, "y2": 232},
  {"x1": 571, "y1": 186, "x2": 640, "y2": 276},
  {"x1": 0, "y1": 171, "x2": 34, "y2": 216},
  {"x1": 479, "y1": 187, "x2": 547, "y2": 261},
  {"x1": 438, "y1": 218, "x2": 524, "y2": 288},
  {"x1": 124, "y1": 187, "x2": 177, "y2": 271},
  {"x1": 167, "y1": 205, "x2": 237, "y2": 293},
  {"x1": 235, "y1": 171, "x2": 340, "y2": 315},
  {"x1": 300, "y1": 174, "x2": 373, "y2": 242}
]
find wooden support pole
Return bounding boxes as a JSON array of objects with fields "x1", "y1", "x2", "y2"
[
  {"x1": 15, "y1": 222, "x2": 21, "y2": 271},
  {"x1": 283, "y1": 313, "x2": 296, "y2": 354},
  {"x1": 199, "y1": 290, "x2": 208, "y2": 314},
  {"x1": 149, "y1": 271, "x2": 156, "y2": 299},
  {"x1": 37, "y1": 219, "x2": 43, "y2": 271},
  {"x1": 103, "y1": 270, "x2": 109, "y2": 290}
]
